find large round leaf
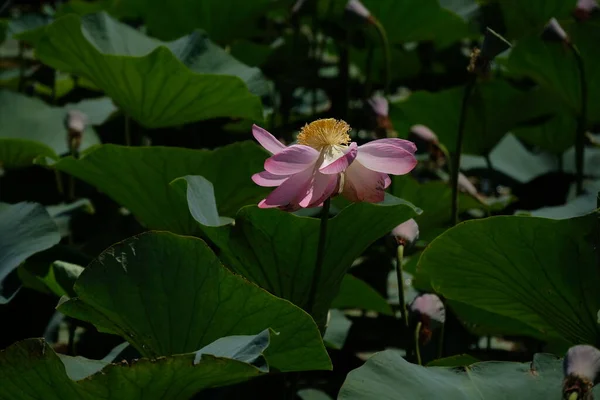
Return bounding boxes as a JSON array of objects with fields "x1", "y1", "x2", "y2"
[
  {"x1": 0, "y1": 90, "x2": 101, "y2": 168},
  {"x1": 507, "y1": 21, "x2": 600, "y2": 123},
  {"x1": 361, "y1": 0, "x2": 472, "y2": 46},
  {"x1": 197, "y1": 196, "x2": 419, "y2": 329},
  {"x1": 491, "y1": 0, "x2": 576, "y2": 39},
  {"x1": 135, "y1": 0, "x2": 274, "y2": 43},
  {"x1": 46, "y1": 142, "x2": 269, "y2": 235},
  {"x1": 0, "y1": 333, "x2": 270, "y2": 400},
  {"x1": 338, "y1": 349, "x2": 599, "y2": 399},
  {"x1": 419, "y1": 212, "x2": 600, "y2": 345},
  {"x1": 29, "y1": 12, "x2": 264, "y2": 128},
  {"x1": 57, "y1": 231, "x2": 331, "y2": 372},
  {"x1": 0, "y1": 202, "x2": 60, "y2": 303}
]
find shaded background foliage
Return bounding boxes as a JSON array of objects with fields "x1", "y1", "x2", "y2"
[{"x1": 1, "y1": 0, "x2": 599, "y2": 399}]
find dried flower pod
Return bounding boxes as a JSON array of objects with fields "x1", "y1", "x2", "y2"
[
  {"x1": 392, "y1": 218, "x2": 419, "y2": 246},
  {"x1": 468, "y1": 28, "x2": 511, "y2": 77},
  {"x1": 563, "y1": 345, "x2": 600, "y2": 400}
]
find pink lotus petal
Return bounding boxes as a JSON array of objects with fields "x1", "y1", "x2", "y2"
[
  {"x1": 458, "y1": 172, "x2": 478, "y2": 196},
  {"x1": 383, "y1": 174, "x2": 392, "y2": 189},
  {"x1": 410, "y1": 293, "x2": 445, "y2": 324},
  {"x1": 252, "y1": 171, "x2": 289, "y2": 187},
  {"x1": 299, "y1": 172, "x2": 338, "y2": 208},
  {"x1": 366, "y1": 138, "x2": 417, "y2": 154},
  {"x1": 346, "y1": 0, "x2": 370, "y2": 18},
  {"x1": 341, "y1": 161, "x2": 389, "y2": 203},
  {"x1": 577, "y1": 0, "x2": 598, "y2": 11},
  {"x1": 356, "y1": 141, "x2": 417, "y2": 175},
  {"x1": 320, "y1": 143, "x2": 358, "y2": 174},
  {"x1": 253, "y1": 124, "x2": 286, "y2": 155},
  {"x1": 264, "y1": 144, "x2": 319, "y2": 176},
  {"x1": 258, "y1": 168, "x2": 314, "y2": 209},
  {"x1": 410, "y1": 124, "x2": 439, "y2": 144},
  {"x1": 392, "y1": 219, "x2": 419, "y2": 244},
  {"x1": 367, "y1": 95, "x2": 389, "y2": 117}
]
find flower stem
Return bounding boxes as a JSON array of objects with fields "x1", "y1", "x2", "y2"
[
  {"x1": 306, "y1": 197, "x2": 331, "y2": 332},
  {"x1": 569, "y1": 43, "x2": 587, "y2": 196},
  {"x1": 17, "y1": 41, "x2": 25, "y2": 92},
  {"x1": 372, "y1": 18, "x2": 391, "y2": 96},
  {"x1": 414, "y1": 321, "x2": 422, "y2": 366},
  {"x1": 438, "y1": 321, "x2": 445, "y2": 359},
  {"x1": 125, "y1": 115, "x2": 132, "y2": 146},
  {"x1": 396, "y1": 244, "x2": 409, "y2": 330},
  {"x1": 451, "y1": 79, "x2": 475, "y2": 226}
]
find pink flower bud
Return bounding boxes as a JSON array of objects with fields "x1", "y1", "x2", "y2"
[
  {"x1": 564, "y1": 345, "x2": 600, "y2": 382},
  {"x1": 346, "y1": 0, "x2": 371, "y2": 19},
  {"x1": 563, "y1": 345, "x2": 600, "y2": 399},
  {"x1": 410, "y1": 124, "x2": 439, "y2": 144},
  {"x1": 578, "y1": 0, "x2": 598, "y2": 12},
  {"x1": 545, "y1": 18, "x2": 569, "y2": 42},
  {"x1": 392, "y1": 218, "x2": 419, "y2": 245},
  {"x1": 65, "y1": 110, "x2": 88, "y2": 134},
  {"x1": 410, "y1": 293, "x2": 445, "y2": 324},
  {"x1": 291, "y1": 0, "x2": 306, "y2": 14},
  {"x1": 367, "y1": 95, "x2": 389, "y2": 117},
  {"x1": 458, "y1": 172, "x2": 478, "y2": 197}
]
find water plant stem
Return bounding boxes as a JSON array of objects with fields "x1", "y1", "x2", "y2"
[
  {"x1": 415, "y1": 321, "x2": 422, "y2": 366},
  {"x1": 372, "y1": 19, "x2": 391, "y2": 96},
  {"x1": 451, "y1": 79, "x2": 475, "y2": 226},
  {"x1": 438, "y1": 322, "x2": 445, "y2": 359},
  {"x1": 396, "y1": 244, "x2": 409, "y2": 329},
  {"x1": 125, "y1": 115, "x2": 131, "y2": 146},
  {"x1": 306, "y1": 198, "x2": 331, "y2": 332},
  {"x1": 569, "y1": 43, "x2": 587, "y2": 195}
]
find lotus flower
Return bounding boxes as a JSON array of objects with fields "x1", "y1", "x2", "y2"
[
  {"x1": 392, "y1": 218, "x2": 419, "y2": 245},
  {"x1": 252, "y1": 119, "x2": 417, "y2": 210},
  {"x1": 563, "y1": 345, "x2": 600, "y2": 400}
]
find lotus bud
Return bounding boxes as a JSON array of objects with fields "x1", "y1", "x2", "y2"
[
  {"x1": 291, "y1": 0, "x2": 307, "y2": 14},
  {"x1": 64, "y1": 110, "x2": 88, "y2": 154},
  {"x1": 368, "y1": 95, "x2": 394, "y2": 137},
  {"x1": 410, "y1": 124, "x2": 439, "y2": 144},
  {"x1": 409, "y1": 293, "x2": 445, "y2": 345},
  {"x1": 346, "y1": 0, "x2": 372, "y2": 21},
  {"x1": 563, "y1": 345, "x2": 600, "y2": 400},
  {"x1": 458, "y1": 172, "x2": 478, "y2": 197},
  {"x1": 574, "y1": 0, "x2": 599, "y2": 21},
  {"x1": 543, "y1": 18, "x2": 569, "y2": 43},
  {"x1": 392, "y1": 219, "x2": 419, "y2": 247}
]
